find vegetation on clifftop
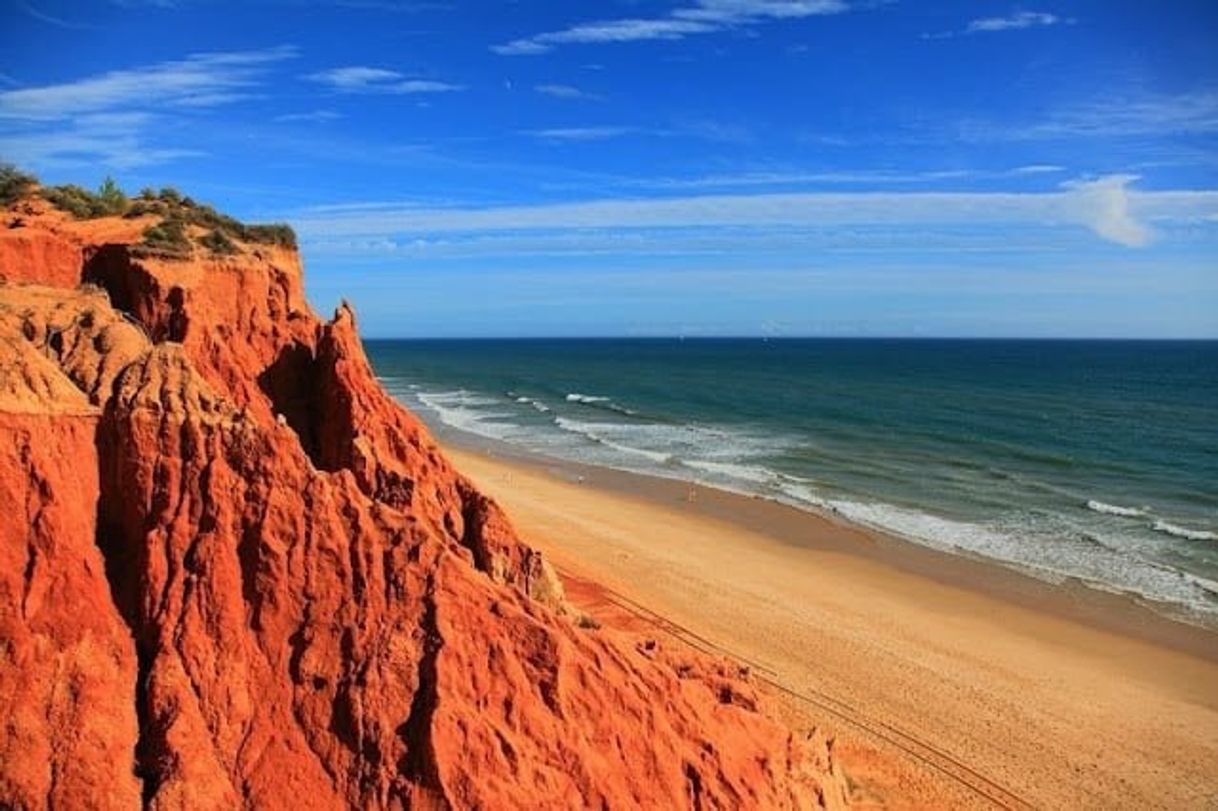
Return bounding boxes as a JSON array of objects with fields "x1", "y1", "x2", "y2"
[
  {"x1": 0, "y1": 163, "x2": 297, "y2": 258},
  {"x1": 0, "y1": 164, "x2": 37, "y2": 206}
]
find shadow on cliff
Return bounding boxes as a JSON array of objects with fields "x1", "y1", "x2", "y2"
[{"x1": 258, "y1": 341, "x2": 321, "y2": 463}]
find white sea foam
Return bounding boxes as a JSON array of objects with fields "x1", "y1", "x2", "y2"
[
  {"x1": 1085, "y1": 499, "x2": 1146, "y2": 518},
  {"x1": 1184, "y1": 572, "x2": 1218, "y2": 598},
  {"x1": 552, "y1": 416, "x2": 795, "y2": 474},
  {"x1": 416, "y1": 390, "x2": 518, "y2": 441},
  {"x1": 684, "y1": 459, "x2": 777, "y2": 485},
  {"x1": 1152, "y1": 520, "x2": 1217, "y2": 542},
  {"x1": 565, "y1": 392, "x2": 638, "y2": 415},
  {"x1": 552, "y1": 417, "x2": 673, "y2": 463},
  {"x1": 827, "y1": 500, "x2": 1010, "y2": 555},
  {"x1": 774, "y1": 480, "x2": 830, "y2": 510},
  {"x1": 824, "y1": 500, "x2": 1218, "y2": 618},
  {"x1": 513, "y1": 395, "x2": 551, "y2": 413}
]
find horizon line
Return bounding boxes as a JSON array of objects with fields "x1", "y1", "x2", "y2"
[{"x1": 360, "y1": 335, "x2": 1218, "y2": 342}]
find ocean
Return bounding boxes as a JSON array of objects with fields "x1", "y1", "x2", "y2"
[{"x1": 367, "y1": 338, "x2": 1218, "y2": 625}]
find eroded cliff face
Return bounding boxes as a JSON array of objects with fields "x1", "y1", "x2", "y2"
[{"x1": 0, "y1": 199, "x2": 848, "y2": 810}]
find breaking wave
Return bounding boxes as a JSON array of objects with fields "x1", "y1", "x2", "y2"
[
  {"x1": 1085, "y1": 500, "x2": 1146, "y2": 518},
  {"x1": 565, "y1": 392, "x2": 638, "y2": 416},
  {"x1": 1152, "y1": 521, "x2": 1217, "y2": 542}
]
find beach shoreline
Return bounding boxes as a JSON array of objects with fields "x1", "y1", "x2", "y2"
[
  {"x1": 435, "y1": 425, "x2": 1218, "y2": 808},
  {"x1": 434, "y1": 422, "x2": 1218, "y2": 659}
]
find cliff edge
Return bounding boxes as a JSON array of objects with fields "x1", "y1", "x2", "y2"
[{"x1": 0, "y1": 180, "x2": 848, "y2": 810}]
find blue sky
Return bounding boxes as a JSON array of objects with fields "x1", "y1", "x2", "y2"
[{"x1": 2, "y1": 1, "x2": 1217, "y2": 337}]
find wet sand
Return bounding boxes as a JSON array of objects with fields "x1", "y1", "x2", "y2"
[{"x1": 445, "y1": 439, "x2": 1218, "y2": 809}]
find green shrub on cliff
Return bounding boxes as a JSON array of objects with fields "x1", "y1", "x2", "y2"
[
  {"x1": 242, "y1": 223, "x2": 297, "y2": 249},
  {"x1": 42, "y1": 176, "x2": 129, "y2": 219},
  {"x1": 0, "y1": 163, "x2": 37, "y2": 205},
  {"x1": 189, "y1": 201, "x2": 246, "y2": 235},
  {"x1": 199, "y1": 228, "x2": 239, "y2": 256},
  {"x1": 41, "y1": 184, "x2": 105, "y2": 218},
  {"x1": 124, "y1": 199, "x2": 166, "y2": 219},
  {"x1": 157, "y1": 186, "x2": 184, "y2": 206},
  {"x1": 96, "y1": 177, "x2": 128, "y2": 215},
  {"x1": 133, "y1": 216, "x2": 192, "y2": 258},
  {"x1": 174, "y1": 198, "x2": 297, "y2": 249}
]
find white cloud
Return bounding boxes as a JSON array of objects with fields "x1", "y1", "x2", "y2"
[
  {"x1": 1061, "y1": 175, "x2": 1152, "y2": 247},
  {"x1": 521, "y1": 121, "x2": 753, "y2": 143},
  {"x1": 307, "y1": 66, "x2": 400, "y2": 89},
  {"x1": 1012, "y1": 164, "x2": 1066, "y2": 174},
  {"x1": 274, "y1": 109, "x2": 343, "y2": 123},
  {"x1": 289, "y1": 175, "x2": 1217, "y2": 248},
  {"x1": 492, "y1": 0, "x2": 849, "y2": 55},
  {"x1": 306, "y1": 66, "x2": 463, "y2": 94},
  {"x1": 523, "y1": 126, "x2": 637, "y2": 141},
  {"x1": 967, "y1": 11, "x2": 1060, "y2": 33},
  {"x1": 492, "y1": 40, "x2": 552, "y2": 57},
  {"x1": 543, "y1": 18, "x2": 712, "y2": 44},
  {"x1": 0, "y1": 47, "x2": 294, "y2": 169},
  {"x1": 630, "y1": 170, "x2": 965, "y2": 189},
  {"x1": 0, "y1": 112, "x2": 203, "y2": 169},
  {"x1": 17, "y1": 1, "x2": 90, "y2": 29},
  {"x1": 628, "y1": 166, "x2": 1068, "y2": 189},
  {"x1": 925, "y1": 10, "x2": 1068, "y2": 40},
  {"x1": 535, "y1": 83, "x2": 596, "y2": 100},
  {"x1": 674, "y1": 0, "x2": 847, "y2": 22},
  {"x1": 959, "y1": 90, "x2": 1218, "y2": 141},
  {"x1": 494, "y1": 19, "x2": 713, "y2": 54},
  {"x1": 0, "y1": 46, "x2": 295, "y2": 120},
  {"x1": 1037, "y1": 91, "x2": 1218, "y2": 138}
]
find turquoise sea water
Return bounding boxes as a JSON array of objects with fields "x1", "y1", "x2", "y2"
[{"x1": 367, "y1": 339, "x2": 1218, "y2": 625}]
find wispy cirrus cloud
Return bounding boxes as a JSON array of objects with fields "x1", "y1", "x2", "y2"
[
  {"x1": 0, "y1": 46, "x2": 295, "y2": 120},
  {"x1": 0, "y1": 46, "x2": 296, "y2": 170},
  {"x1": 0, "y1": 113, "x2": 204, "y2": 169},
  {"x1": 274, "y1": 109, "x2": 343, "y2": 123},
  {"x1": 17, "y1": 0, "x2": 91, "y2": 29},
  {"x1": 968, "y1": 11, "x2": 1062, "y2": 32},
  {"x1": 522, "y1": 126, "x2": 638, "y2": 141},
  {"x1": 492, "y1": 0, "x2": 849, "y2": 55},
  {"x1": 960, "y1": 90, "x2": 1218, "y2": 140},
  {"x1": 798, "y1": 89, "x2": 1218, "y2": 152},
  {"x1": 288, "y1": 175, "x2": 1215, "y2": 248},
  {"x1": 925, "y1": 10, "x2": 1069, "y2": 40},
  {"x1": 519, "y1": 120, "x2": 748, "y2": 143},
  {"x1": 1013, "y1": 164, "x2": 1066, "y2": 174},
  {"x1": 535, "y1": 83, "x2": 598, "y2": 100},
  {"x1": 627, "y1": 165, "x2": 1068, "y2": 190},
  {"x1": 306, "y1": 66, "x2": 463, "y2": 93}
]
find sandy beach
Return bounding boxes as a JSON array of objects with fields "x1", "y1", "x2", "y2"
[{"x1": 446, "y1": 440, "x2": 1218, "y2": 809}]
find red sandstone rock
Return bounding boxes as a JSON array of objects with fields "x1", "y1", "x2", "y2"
[
  {"x1": 0, "y1": 342, "x2": 142, "y2": 807},
  {"x1": 0, "y1": 200, "x2": 848, "y2": 809}
]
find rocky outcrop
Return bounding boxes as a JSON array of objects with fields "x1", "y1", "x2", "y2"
[{"x1": 0, "y1": 199, "x2": 848, "y2": 809}]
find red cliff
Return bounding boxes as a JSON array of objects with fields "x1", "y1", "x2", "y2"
[{"x1": 0, "y1": 193, "x2": 848, "y2": 809}]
